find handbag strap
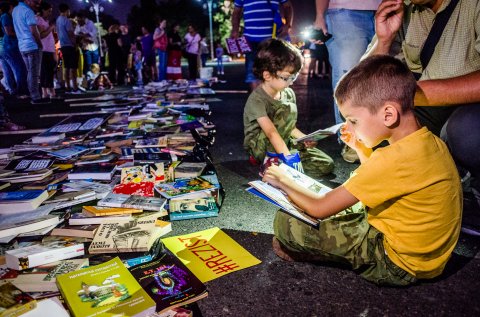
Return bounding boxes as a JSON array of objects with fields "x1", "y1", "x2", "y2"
[{"x1": 420, "y1": 0, "x2": 460, "y2": 70}]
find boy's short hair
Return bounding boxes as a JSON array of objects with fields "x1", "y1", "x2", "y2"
[
  {"x1": 59, "y1": 3, "x2": 69, "y2": 13},
  {"x1": 334, "y1": 55, "x2": 417, "y2": 114},
  {"x1": 253, "y1": 38, "x2": 303, "y2": 80}
]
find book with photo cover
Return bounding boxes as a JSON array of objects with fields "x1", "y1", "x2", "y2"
[
  {"x1": 128, "y1": 246, "x2": 208, "y2": 314},
  {"x1": 88, "y1": 213, "x2": 172, "y2": 254},
  {"x1": 246, "y1": 163, "x2": 332, "y2": 228},
  {"x1": 56, "y1": 257, "x2": 156, "y2": 317},
  {"x1": 168, "y1": 196, "x2": 219, "y2": 221}
]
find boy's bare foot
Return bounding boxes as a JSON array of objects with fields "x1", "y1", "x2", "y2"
[
  {"x1": 272, "y1": 237, "x2": 324, "y2": 262},
  {"x1": 272, "y1": 237, "x2": 296, "y2": 262}
]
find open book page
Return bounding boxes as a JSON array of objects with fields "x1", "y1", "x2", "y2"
[
  {"x1": 293, "y1": 122, "x2": 344, "y2": 144},
  {"x1": 247, "y1": 164, "x2": 331, "y2": 228}
]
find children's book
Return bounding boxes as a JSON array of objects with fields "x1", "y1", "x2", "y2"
[
  {"x1": 155, "y1": 177, "x2": 217, "y2": 200},
  {"x1": 128, "y1": 246, "x2": 208, "y2": 314},
  {"x1": 112, "y1": 163, "x2": 166, "y2": 197},
  {"x1": 88, "y1": 214, "x2": 172, "y2": 254},
  {"x1": 168, "y1": 197, "x2": 219, "y2": 221},
  {"x1": 247, "y1": 163, "x2": 331, "y2": 228},
  {"x1": 0, "y1": 190, "x2": 49, "y2": 214},
  {"x1": 293, "y1": 122, "x2": 344, "y2": 144},
  {"x1": 5, "y1": 240, "x2": 85, "y2": 270},
  {"x1": 56, "y1": 257, "x2": 156, "y2": 317},
  {"x1": 0, "y1": 282, "x2": 37, "y2": 316},
  {"x1": 98, "y1": 193, "x2": 167, "y2": 212}
]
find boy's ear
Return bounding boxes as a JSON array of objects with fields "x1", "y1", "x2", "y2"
[
  {"x1": 383, "y1": 103, "x2": 400, "y2": 128},
  {"x1": 263, "y1": 71, "x2": 273, "y2": 81}
]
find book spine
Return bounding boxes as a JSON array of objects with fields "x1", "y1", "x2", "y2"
[{"x1": 6, "y1": 244, "x2": 85, "y2": 270}]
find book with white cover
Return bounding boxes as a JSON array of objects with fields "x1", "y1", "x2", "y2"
[
  {"x1": 68, "y1": 212, "x2": 133, "y2": 225},
  {"x1": 0, "y1": 215, "x2": 60, "y2": 239},
  {"x1": 5, "y1": 241, "x2": 85, "y2": 270},
  {"x1": 247, "y1": 163, "x2": 331, "y2": 228},
  {"x1": 293, "y1": 122, "x2": 343, "y2": 144},
  {"x1": 21, "y1": 297, "x2": 70, "y2": 317},
  {"x1": 97, "y1": 193, "x2": 167, "y2": 212},
  {"x1": 0, "y1": 190, "x2": 49, "y2": 214}
]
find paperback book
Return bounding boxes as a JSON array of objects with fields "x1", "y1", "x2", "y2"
[
  {"x1": 68, "y1": 212, "x2": 133, "y2": 226},
  {"x1": 112, "y1": 163, "x2": 166, "y2": 197},
  {"x1": 128, "y1": 246, "x2": 208, "y2": 314},
  {"x1": 67, "y1": 163, "x2": 116, "y2": 181},
  {"x1": 88, "y1": 215, "x2": 172, "y2": 253},
  {"x1": 155, "y1": 177, "x2": 217, "y2": 200},
  {"x1": 56, "y1": 257, "x2": 156, "y2": 317},
  {"x1": 293, "y1": 122, "x2": 343, "y2": 144},
  {"x1": 82, "y1": 206, "x2": 143, "y2": 217},
  {"x1": 225, "y1": 36, "x2": 251, "y2": 54},
  {"x1": 0, "y1": 190, "x2": 49, "y2": 214},
  {"x1": 173, "y1": 161, "x2": 207, "y2": 179},
  {"x1": 98, "y1": 193, "x2": 167, "y2": 212},
  {"x1": 0, "y1": 282, "x2": 37, "y2": 316},
  {"x1": 168, "y1": 197, "x2": 218, "y2": 221}
]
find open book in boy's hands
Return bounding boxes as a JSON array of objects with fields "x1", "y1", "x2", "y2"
[
  {"x1": 246, "y1": 163, "x2": 331, "y2": 228},
  {"x1": 293, "y1": 122, "x2": 344, "y2": 144}
]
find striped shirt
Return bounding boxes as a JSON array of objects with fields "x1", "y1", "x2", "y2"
[{"x1": 234, "y1": 0, "x2": 288, "y2": 43}]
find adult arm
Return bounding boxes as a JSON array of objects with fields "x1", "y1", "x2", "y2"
[
  {"x1": 314, "y1": 0, "x2": 329, "y2": 33},
  {"x1": 231, "y1": 6, "x2": 243, "y2": 38},
  {"x1": 369, "y1": 0, "x2": 404, "y2": 55},
  {"x1": 3, "y1": 25, "x2": 15, "y2": 37},
  {"x1": 29, "y1": 24, "x2": 43, "y2": 49},
  {"x1": 415, "y1": 70, "x2": 480, "y2": 106},
  {"x1": 153, "y1": 27, "x2": 164, "y2": 40},
  {"x1": 37, "y1": 19, "x2": 54, "y2": 39},
  {"x1": 263, "y1": 165, "x2": 359, "y2": 219},
  {"x1": 257, "y1": 116, "x2": 291, "y2": 156}
]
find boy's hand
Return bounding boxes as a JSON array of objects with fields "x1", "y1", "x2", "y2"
[
  {"x1": 303, "y1": 140, "x2": 317, "y2": 148},
  {"x1": 262, "y1": 164, "x2": 286, "y2": 189},
  {"x1": 340, "y1": 124, "x2": 372, "y2": 160}
]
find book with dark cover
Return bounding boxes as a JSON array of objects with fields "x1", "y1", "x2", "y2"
[
  {"x1": 128, "y1": 246, "x2": 208, "y2": 314},
  {"x1": 67, "y1": 164, "x2": 116, "y2": 181}
]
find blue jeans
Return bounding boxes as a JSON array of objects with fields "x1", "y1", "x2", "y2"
[
  {"x1": 325, "y1": 9, "x2": 376, "y2": 126},
  {"x1": 21, "y1": 49, "x2": 42, "y2": 100},
  {"x1": 157, "y1": 49, "x2": 167, "y2": 81},
  {"x1": 244, "y1": 41, "x2": 259, "y2": 84},
  {"x1": 0, "y1": 47, "x2": 28, "y2": 95},
  {"x1": 84, "y1": 49, "x2": 100, "y2": 74},
  {"x1": 217, "y1": 57, "x2": 223, "y2": 73}
]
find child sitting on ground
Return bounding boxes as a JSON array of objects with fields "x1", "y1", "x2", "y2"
[
  {"x1": 263, "y1": 55, "x2": 462, "y2": 286},
  {"x1": 87, "y1": 63, "x2": 112, "y2": 90},
  {"x1": 243, "y1": 38, "x2": 334, "y2": 178}
]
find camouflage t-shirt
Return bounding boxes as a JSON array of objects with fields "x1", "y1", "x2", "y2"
[{"x1": 243, "y1": 86, "x2": 297, "y2": 153}]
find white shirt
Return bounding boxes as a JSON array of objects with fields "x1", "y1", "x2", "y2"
[{"x1": 74, "y1": 18, "x2": 98, "y2": 51}]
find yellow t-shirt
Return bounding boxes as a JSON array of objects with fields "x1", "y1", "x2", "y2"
[{"x1": 343, "y1": 127, "x2": 462, "y2": 279}]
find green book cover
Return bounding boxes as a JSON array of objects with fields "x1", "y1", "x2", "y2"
[{"x1": 56, "y1": 257, "x2": 156, "y2": 317}]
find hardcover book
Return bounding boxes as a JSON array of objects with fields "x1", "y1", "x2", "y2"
[
  {"x1": 88, "y1": 215, "x2": 172, "y2": 254},
  {"x1": 98, "y1": 193, "x2": 167, "y2": 212},
  {"x1": 128, "y1": 247, "x2": 208, "y2": 314},
  {"x1": 168, "y1": 197, "x2": 218, "y2": 221},
  {"x1": 247, "y1": 163, "x2": 331, "y2": 228},
  {"x1": 5, "y1": 240, "x2": 85, "y2": 270},
  {"x1": 0, "y1": 282, "x2": 37, "y2": 317},
  {"x1": 56, "y1": 257, "x2": 156, "y2": 317}
]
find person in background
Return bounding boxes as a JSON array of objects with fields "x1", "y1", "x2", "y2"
[
  {"x1": 131, "y1": 42, "x2": 143, "y2": 86},
  {"x1": 199, "y1": 36, "x2": 209, "y2": 68},
  {"x1": 166, "y1": 22, "x2": 182, "y2": 80},
  {"x1": 117, "y1": 24, "x2": 131, "y2": 85},
  {"x1": 36, "y1": 1, "x2": 57, "y2": 99},
  {"x1": 153, "y1": 18, "x2": 168, "y2": 81},
  {"x1": 140, "y1": 25, "x2": 155, "y2": 83},
  {"x1": 0, "y1": 1, "x2": 28, "y2": 98},
  {"x1": 231, "y1": 0, "x2": 293, "y2": 91},
  {"x1": 104, "y1": 24, "x2": 121, "y2": 85},
  {"x1": 243, "y1": 38, "x2": 334, "y2": 178},
  {"x1": 184, "y1": 24, "x2": 200, "y2": 80},
  {"x1": 314, "y1": 0, "x2": 381, "y2": 163},
  {"x1": 86, "y1": 63, "x2": 112, "y2": 90},
  {"x1": 56, "y1": 3, "x2": 79, "y2": 94},
  {"x1": 215, "y1": 42, "x2": 224, "y2": 75},
  {"x1": 74, "y1": 12, "x2": 99, "y2": 76},
  {"x1": 12, "y1": 0, "x2": 48, "y2": 104}
]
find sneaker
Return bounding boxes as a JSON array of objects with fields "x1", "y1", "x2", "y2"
[
  {"x1": 30, "y1": 98, "x2": 51, "y2": 105},
  {"x1": 341, "y1": 145, "x2": 360, "y2": 163}
]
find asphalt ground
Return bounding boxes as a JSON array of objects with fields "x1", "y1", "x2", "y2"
[{"x1": 1, "y1": 61, "x2": 480, "y2": 316}]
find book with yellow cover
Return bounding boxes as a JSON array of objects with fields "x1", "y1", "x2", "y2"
[
  {"x1": 82, "y1": 206, "x2": 143, "y2": 217},
  {"x1": 56, "y1": 257, "x2": 156, "y2": 317}
]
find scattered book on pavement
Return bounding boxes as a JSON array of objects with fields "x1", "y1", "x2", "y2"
[
  {"x1": 68, "y1": 212, "x2": 133, "y2": 226},
  {"x1": 173, "y1": 161, "x2": 207, "y2": 179},
  {"x1": 98, "y1": 193, "x2": 167, "y2": 212},
  {"x1": 0, "y1": 215, "x2": 60, "y2": 239},
  {"x1": 0, "y1": 282, "x2": 37, "y2": 316},
  {"x1": 169, "y1": 197, "x2": 219, "y2": 220},
  {"x1": 0, "y1": 190, "x2": 49, "y2": 214},
  {"x1": 50, "y1": 224, "x2": 99, "y2": 239},
  {"x1": 67, "y1": 163, "x2": 116, "y2": 181}
]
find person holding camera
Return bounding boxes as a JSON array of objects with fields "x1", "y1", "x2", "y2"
[{"x1": 314, "y1": 0, "x2": 381, "y2": 163}]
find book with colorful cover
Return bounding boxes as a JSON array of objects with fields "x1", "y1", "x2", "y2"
[
  {"x1": 0, "y1": 282, "x2": 37, "y2": 316},
  {"x1": 155, "y1": 177, "x2": 217, "y2": 200},
  {"x1": 88, "y1": 214, "x2": 172, "y2": 254},
  {"x1": 168, "y1": 197, "x2": 219, "y2": 221},
  {"x1": 82, "y1": 206, "x2": 143, "y2": 217},
  {"x1": 112, "y1": 163, "x2": 166, "y2": 197},
  {"x1": 128, "y1": 247, "x2": 208, "y2": 314},
  {"x1": 56, "y1": 257, "x2": 156, "y2": 317}
]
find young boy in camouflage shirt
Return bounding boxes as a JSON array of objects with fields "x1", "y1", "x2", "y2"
[
  {"x1": 263, "y1": 55, "x2": 462, "y2": 286},
  {"x1": 243, "y1": 39, "x2": 334, "y2": 178}
]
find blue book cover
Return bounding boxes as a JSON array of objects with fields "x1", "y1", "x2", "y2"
[{"x1": 0, "y1": 190, "x2": 46, "y2": 202}]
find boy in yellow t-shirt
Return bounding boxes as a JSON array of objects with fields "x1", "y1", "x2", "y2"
[{"x1": 263, "y1": 55, "x2": 462, "y2": 286}]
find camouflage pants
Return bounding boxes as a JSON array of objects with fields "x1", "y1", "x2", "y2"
[
  {"x1": 273, "y1": 206, "x2": 417, "y2": 286},
  {"x1": 247, "y1": 133, "x2": 334, "y2": 177}
]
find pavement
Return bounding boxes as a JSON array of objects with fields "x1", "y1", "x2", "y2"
[{"x1": 2, "y1": 61, "x2": 480, "y2": 316}]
